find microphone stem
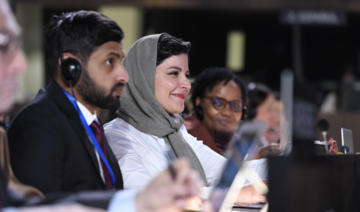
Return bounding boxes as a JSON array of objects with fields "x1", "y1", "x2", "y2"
[
  {"x1": 322, "y1": 131, "x2": 328, "y2": 154},
  {"x1": 69, "y1": 83, "x2": 81, "y2": 113}
]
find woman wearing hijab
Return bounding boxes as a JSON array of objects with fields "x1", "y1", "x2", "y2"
[{"x1": 104, "y1": 33, "x2": 267, "y2": 202}]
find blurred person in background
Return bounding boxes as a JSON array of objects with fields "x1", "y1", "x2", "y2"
[
  {"x1": 184, "y1": 67, "x2": 247, "y2": 156},
  {"x1": 247, "y1": 84, "x2": 281, "y2": 144},
  {"x1": 247, "y1": 83, "x2": 337, "y2": 157},
  {"x1": 246, "y1": 83, "x2": 281, "y2": 158},
  {"x1": 105, "y1": 33, "x2": 267, "y2": 207},
  {"x1": 0, "y1": 3, "x2": 205, "y2": 211}
]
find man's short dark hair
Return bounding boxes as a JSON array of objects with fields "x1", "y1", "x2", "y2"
[
  {"x1": 191, "y1": 67, "x2": 247, "y2": 109},
  {"x1": 156, "y1": 33, "x2": 191, "y2": 66},
  {"x1": 45, "y1": 10, "x2": 124, "y2": 79}
]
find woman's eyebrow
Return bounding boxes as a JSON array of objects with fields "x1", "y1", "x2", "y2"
[{"x1": 167, "y1": 66, "x2": 182, "y2": 71}]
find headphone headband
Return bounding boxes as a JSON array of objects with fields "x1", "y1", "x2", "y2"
[
  {"x1": 56, "y1": 20, "x2": 64, "y2": 62},
  {"x1": 56, "y1": 18, "x2": 81, "y2": 85}
]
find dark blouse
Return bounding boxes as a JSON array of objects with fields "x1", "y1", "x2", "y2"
[{"x1": 184, "y1": 112, "x2": 224, "y2": 156}]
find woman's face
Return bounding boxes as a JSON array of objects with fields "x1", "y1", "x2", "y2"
[
  {"x1": 267, "y1": 99, "x2": 282, "y2": 143},
  {"x1": 254, "y1": 94, "x2": 281, "y2": 143},
  {"x1": 196, "y1": 80, "x2": 243, "y2": 136},
  {"x1": 155, "y1": 53, "x2": 191, "y2": 114}
]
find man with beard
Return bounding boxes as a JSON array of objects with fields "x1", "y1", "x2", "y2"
[
  {"x1": 0, "y1": 4, "x2": 206, "y2": 211},
  {"x1": 7, "y1": 10, "x2": 128, "y2": 195}
]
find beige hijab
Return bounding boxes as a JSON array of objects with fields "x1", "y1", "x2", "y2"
[{"x1": 117, "y1": 34, "x2": 207, "y2": 184}]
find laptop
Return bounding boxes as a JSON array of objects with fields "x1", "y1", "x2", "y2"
[
  {"x1": 341, "y1": 128, "x2": 354, "y2": 154},
  {"x1": 209, "y1": 121, "x2": 266, "y2": 212},
  {"x1": 283, "y1": 142, "x2": 292, "y2": 155}
]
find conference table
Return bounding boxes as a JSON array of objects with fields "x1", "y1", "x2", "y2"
[{"x1": 267, "y1": 154, "x2": 360, "y2": 212}]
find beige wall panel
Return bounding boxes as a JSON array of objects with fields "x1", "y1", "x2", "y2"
[
  {"x1": 99, "y1": 6, "x2": 143, "y2": 53},
  {"x1": 226, "y1": 31, "x2": 246, "y2": 72},
  {"x1": 15, "y1": 3, "x2": 44, "y2": 103}
]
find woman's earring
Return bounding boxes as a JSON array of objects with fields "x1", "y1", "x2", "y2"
[{"x1": 195, "y1": 105, "x2": 204, "y2": 121}]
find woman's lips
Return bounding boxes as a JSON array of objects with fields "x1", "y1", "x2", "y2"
[
  {"x1": 219, "y1": 120, "x2": 232, "y2": 125},
  {"x1": 172, "y1": 93, "x2": 186, "y2": 100}
]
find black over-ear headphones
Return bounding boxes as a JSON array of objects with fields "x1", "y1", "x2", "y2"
[
  {"x1": 195, "y1": 105, "x2": 204, "y2": 121},
  {"x1": 56, "y1": 20, "x2": 81, "y2": 85}
]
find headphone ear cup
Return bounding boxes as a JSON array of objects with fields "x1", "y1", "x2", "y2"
[
  {"x1": 60, "y1": 58, "x2": 81, "y2": 84},
  {"x1": 195, "y1": 105, "x2": 204, "y2": 121}
]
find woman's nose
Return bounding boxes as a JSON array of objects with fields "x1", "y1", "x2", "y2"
[
  {"x1": 180, "y1": 76, "x2": 191, "y2": 92},
  {"x1": 220, "y1": 104, "x2": 233, "y2": 116}
]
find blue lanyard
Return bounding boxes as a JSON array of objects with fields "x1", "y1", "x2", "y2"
[{"x1": 63, "y1": 90, "x2": 116, "y2": 191}]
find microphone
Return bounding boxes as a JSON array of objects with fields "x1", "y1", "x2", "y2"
[
  {"x1": 317, "y1": 119, "x2": 330, "y2": 154},
  {"x1": 341, "y1": 146, "x2": 349, "y2": 154}
]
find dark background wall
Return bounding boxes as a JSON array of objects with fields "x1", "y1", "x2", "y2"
[
  {"x1": 15, "y1": 0, "x2": 360, "y2": 11},
  {"x1": 143, "y1": 9, "x2": 360, "y2": 92}
]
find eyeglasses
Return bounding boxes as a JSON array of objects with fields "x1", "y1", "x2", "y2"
[
  {"x1": 203, "y1": 96, "x2": 246, "y2": 112},
  {"x1": 0, "y1": 32, "x2": 22, "y2": 60}
]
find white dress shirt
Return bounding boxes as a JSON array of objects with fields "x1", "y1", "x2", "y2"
[
  {"x1": 104, "y1": 118, "x2": 268, "y2": 199},
  {"x1": 76, "y1": 101, "x2": 97, "y2": 126},
  {"x1": 104, "y1": 118, "x2": 226, "y2": 198},
  {"x1": 76, "y1": 103, "x2": 139, "y2": 212}
]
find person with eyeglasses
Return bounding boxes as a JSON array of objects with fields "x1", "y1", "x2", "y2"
[
  {"x1": 183, "y1": 69, "x2": 268, "y2": 205},
  {"x1": 0, "y1": 20, "x2": 24, "y2": 115},
  {"x1": 184, "y1": 67, "x2": 247, "y2": 156},
  {"x1": 0, "y1": 14, "x2": 23, "y2": 131}
]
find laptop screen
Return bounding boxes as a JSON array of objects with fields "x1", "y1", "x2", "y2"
[{"x1": 209, "y1": 122, "x2": 264, "y2": 211}]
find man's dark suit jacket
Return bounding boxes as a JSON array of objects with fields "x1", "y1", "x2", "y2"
[
  {"x1": 7, "y1": 81, "x2": 123, "y2": 194},
  {"x1": 0, "y1": 165, "x2": 114, "y2": 209}
]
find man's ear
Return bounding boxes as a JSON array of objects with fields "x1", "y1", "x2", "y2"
[
  {"x1": 63, "y1": 53, "x2": 77, "y2": 60},
  {"x1": 58, "y1": 53, "x2": 77, "y2": 66}
]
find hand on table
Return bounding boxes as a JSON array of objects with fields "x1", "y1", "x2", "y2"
[
  {"x1": 234, "y1": 184, "x2": 267, "y2": 206},
  {"x1": 255, "y1": 144, "x2": 281, "y2": 159},
  {"x1": 19, "y1": 203, "x2": 106, "y2": 212},
  {"x1": 328, "y1": 137, "x2": 338, "y2": 154},
  {"x1": 156, "y1": 197, "x2": 215, "y2": 212},
  {"x1": 135, "y1": 158, "x2": 203, "y2": 212}
]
